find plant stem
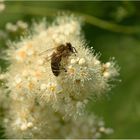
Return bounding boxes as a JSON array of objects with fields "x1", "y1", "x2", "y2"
[{"x1": 3, "y1": 4, "x2": 140, "y2": 35}]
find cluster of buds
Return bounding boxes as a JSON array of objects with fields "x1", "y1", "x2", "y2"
[
  {"x1": 0, "y1": 15, "x2": 119, "y2": 138},
  {"x1": 5, "y1": 20, "x2": 28, "y2": 33}
]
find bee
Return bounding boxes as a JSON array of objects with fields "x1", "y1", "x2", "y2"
[{"x1": 40, "y1": 43, "x2": 77, "y2": 76}]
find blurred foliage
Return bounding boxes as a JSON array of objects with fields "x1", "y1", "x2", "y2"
[{"x1": 0, "y1": 1, "x2": 140, "y2": 139}]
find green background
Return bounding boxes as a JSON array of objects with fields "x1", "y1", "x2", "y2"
[{"x1": 0, "y1": 1, "x2": 140, "y2": 138}]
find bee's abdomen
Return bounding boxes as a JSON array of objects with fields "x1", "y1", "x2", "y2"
[
  {"x1": 51, "y1": 62, "x2": 60, "y2": 76},
  {"x1": 51, "y1": 54, "x2": 61, "y2": 76}
]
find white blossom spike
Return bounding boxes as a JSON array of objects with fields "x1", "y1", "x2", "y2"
[{"x1": 0, "y1": 15, "x2": 119, "y2": 138}]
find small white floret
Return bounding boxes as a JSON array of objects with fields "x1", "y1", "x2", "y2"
[
  {"x1": 20, "y1": 123, "x2": 27, "y2": 131},
  {"x1": 40, "y1": 83, "x2": 47, "y2": 90},
  {"x1": 105, "y1": 62, "x2": 111, "y2": 68},
  {"x1": 15, "y1": 75, "x2": 22, "y2": 84},
  {"x1": 103, "y1": 71, "x2": 110, "y2": 78},
  {"x1": 93, "y1": 59, "x2": 100, "y2": 65},
  {"x1": 78, "y1": 58, "x2": 86, "y2": 65},
  {"x1": 27, "y1": 122, "x2": 33, "y2": 128},
  {"x1": 70, "y1": 59, "x2": 76, "y2": 64},
  {"x1": 99, "y1": 126, "x2": 105, "y2": 132}
]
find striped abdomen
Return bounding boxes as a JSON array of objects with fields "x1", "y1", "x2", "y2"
[{"x1": 51, "y1": 52, "x2": 62, "y2": 76}]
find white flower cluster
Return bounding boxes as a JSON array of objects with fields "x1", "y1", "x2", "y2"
[
  {"x1": 6, "y1": 20, "x2": 28, "y2": 33},
  {"x1": 0, "y1": 15, "x2": 119, "y2": 138}
]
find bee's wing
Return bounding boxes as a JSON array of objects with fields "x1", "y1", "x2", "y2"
[
  {"x1": 39, "y1": 47, "x2": 56, "y2": 56},
  {"x1": 38, "y1": 47, "x2": 56, "y2": 63}
]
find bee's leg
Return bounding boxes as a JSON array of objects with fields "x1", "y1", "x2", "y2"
[
  {"x1": 60, "y1": 67, "x2": 67, "y2": 72},
  {"x1": 72, "y1": 47, "x2": 77, "y2": 54}
]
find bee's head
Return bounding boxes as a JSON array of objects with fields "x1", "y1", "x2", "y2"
[{"x1": 66, "y1": 43, "x2": 77, "y2": 54}]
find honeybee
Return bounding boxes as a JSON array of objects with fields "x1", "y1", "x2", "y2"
[{"x1": 40, "y1": 43, "x2": 77, "y2": 76}]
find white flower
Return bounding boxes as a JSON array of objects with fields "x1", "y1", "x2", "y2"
[
  {"x1": 78, "y1": 58, "x2": 86, "y2": 65},
  {"x1": 40, "y1": 83, "x2": 47, "y2": 91},
  {"x1": 17, "y1": 20, "x2": 28, "y2": 29},
  {"x1": 6, "y1": 20, "x2": 28, "y2": 32},
  {"x1": 0, "y1": 15, "x2": 119, "y2": 138},
  {"x1": 61, "y1": 114, "x2": 113, "y2": 139},
  {"x1": 6, "y1": 22, "x2": 18, "y2": 32}
]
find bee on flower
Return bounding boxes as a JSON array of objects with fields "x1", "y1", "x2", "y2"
[{"x1": 0, "y1": 15, "x2": 119, "y2": 138}]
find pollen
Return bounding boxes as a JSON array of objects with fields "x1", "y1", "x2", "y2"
[
  {"x1": 49, "y1": 85, "x2": 56, "y2": 92},
  {"x1": 28, "y1": 82, "x2": 34, "y2": 90},
  {"x1": 16, "y1": 83, "x2": 22, "y2": 89},
  {"x1": 16, "y1": 50, "x2": 26, "y2": 60},
  {"x1": 34, "y1": 71, "x2": 42, "y2": 78}
]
